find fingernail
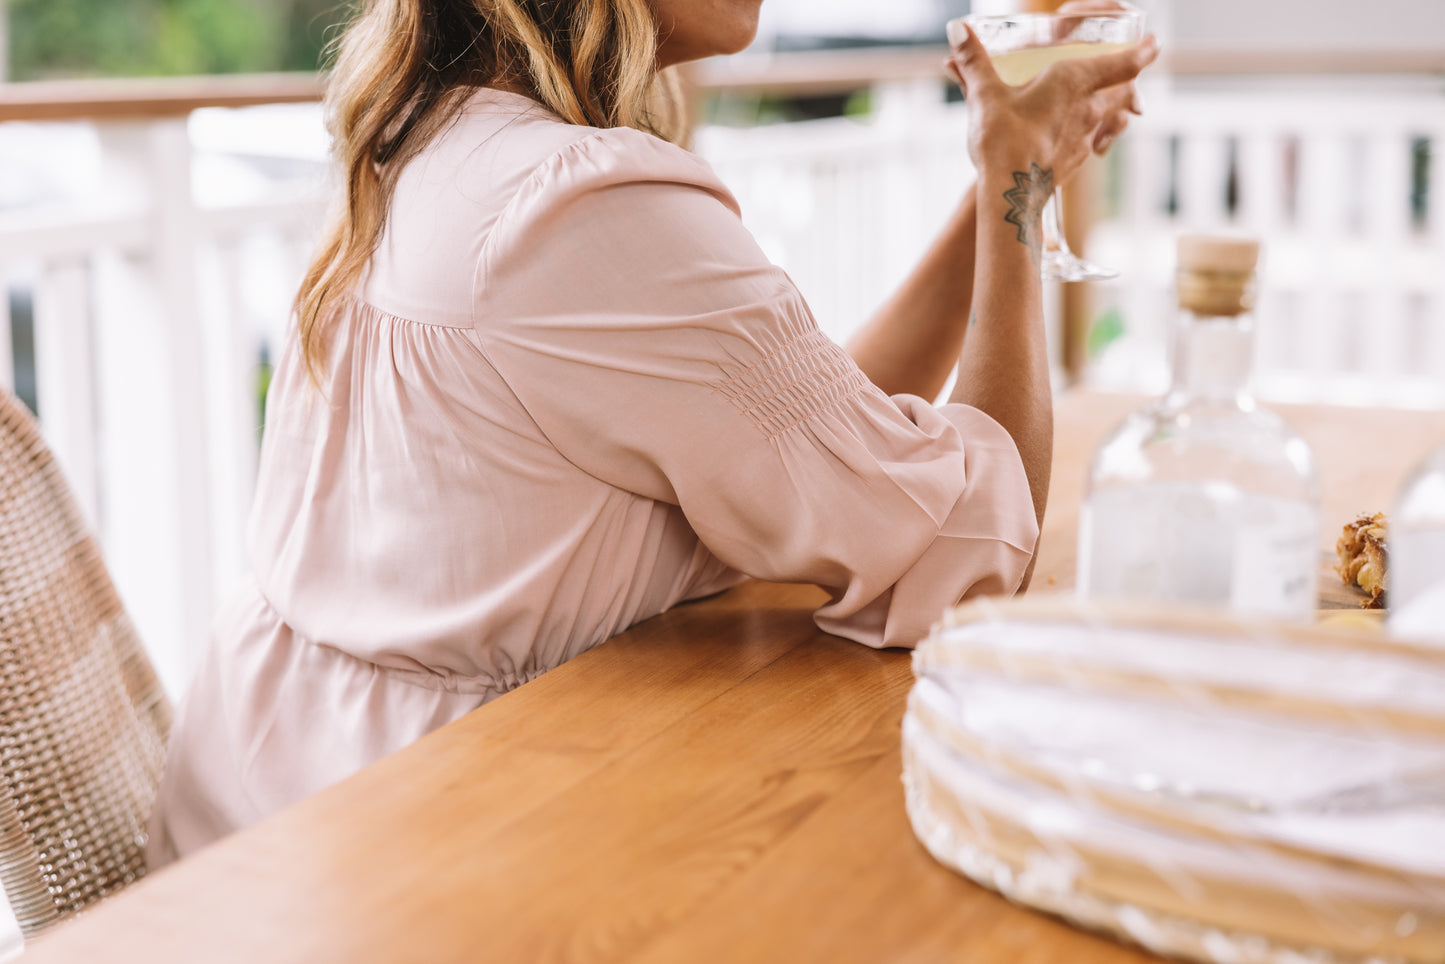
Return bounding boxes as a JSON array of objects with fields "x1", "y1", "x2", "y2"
[
  {"x1": 1096, "y1": 133, "x2": 1116, "y2": 154},
  {"x1": 1129, "y1": 90, "x2": 1143, "y2": 114}
]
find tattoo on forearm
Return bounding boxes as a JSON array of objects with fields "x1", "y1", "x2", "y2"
[{"x1": 1002, "y1": 163, "x2": 1054, "y2": 264}]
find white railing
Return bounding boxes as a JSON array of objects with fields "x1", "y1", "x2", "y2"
[
  {"x1": 1, "y1": 52, "x2": 1441, "y2": 695},
  {"x1": 1090, "y1": 75, "x2": 1445, "y2": 405},
  {"x1": 0, "y1": 81, "x2": 325, "y2": 696},
  {"x1": 698, "y1": 70, "x2": 1445, "y2": 407}
]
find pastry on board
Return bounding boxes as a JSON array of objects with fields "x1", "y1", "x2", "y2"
[{"x1": 1335, "y1": 512, "x2": 1387, "y2": 609}]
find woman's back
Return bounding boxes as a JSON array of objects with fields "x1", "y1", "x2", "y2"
[{"x1": 250, "y1": 90, "x2": 740, "y2": 688}]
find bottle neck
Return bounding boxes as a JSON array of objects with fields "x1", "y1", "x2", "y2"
[{"x1": 1168, "y1": 270, "x2": 1257, "y2": 405}]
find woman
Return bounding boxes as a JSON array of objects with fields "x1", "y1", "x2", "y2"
[{"x1": 149, "y1": 0, "x2": 1156, "y2": 861}]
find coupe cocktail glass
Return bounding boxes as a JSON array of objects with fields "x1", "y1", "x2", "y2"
[{"x1": 947, "y1": 9, "x2": 1145, "y2": 282}]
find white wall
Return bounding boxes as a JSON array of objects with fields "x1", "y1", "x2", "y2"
[
  {"x1": 755, "y1": 0, "x2": 1445, "y2": 53},
  {"x1": 1173, "y1": 0, "x2": 1445, "y2": 52}
]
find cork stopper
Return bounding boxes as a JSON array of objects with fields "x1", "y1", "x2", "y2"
[{"x1": 1177, "y1": 234, "x2": 1260, "y2": 317}]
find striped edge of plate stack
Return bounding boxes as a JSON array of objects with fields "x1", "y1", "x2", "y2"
[{"x1": 901, "y1": 595, "x2": 1445, "y2": 964}]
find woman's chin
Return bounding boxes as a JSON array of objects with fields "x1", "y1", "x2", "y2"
[{"x1": 658, "y1": 21, "x2": 760, "y2": 67}]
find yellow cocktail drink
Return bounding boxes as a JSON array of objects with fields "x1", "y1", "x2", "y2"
[{"x1": 989, "y1": 42, "x2": 1133, "y2": 86}]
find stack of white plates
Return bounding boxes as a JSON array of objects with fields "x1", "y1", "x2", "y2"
[{"x1": 902, "y1": 597, "x2": 1445, "y2": 964}]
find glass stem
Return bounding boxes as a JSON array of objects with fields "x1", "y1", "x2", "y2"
[{"x1": 1042, "y1": 188, "x2": 1073, "y2": 258}]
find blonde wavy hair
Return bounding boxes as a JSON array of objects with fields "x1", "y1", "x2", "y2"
[{"x1": 295, "y1": 0, "x2": 685, "y2": 379}]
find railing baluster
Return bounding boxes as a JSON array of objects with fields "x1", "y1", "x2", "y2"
[
  {"x1": 1178, "y1": 125, "x2": 1231, "y2": 228},
  {"x1": 1296, "y1": 128, "x2": 1351, "y2": 380},
  {"x1": 1238, "y1": 123, "x2": 1294, "y2": 378},
  {"x1": 1360, "y1": 131, "x2": 1413, "y2": 382},
  {"x1": 86, "y1": 117, "x2": 216, "y2": 694},
  {"x1": 90, "y1": 246, "x2": 185, "y2": 690},
  {"x1": 197, "y1": 232, "x2": 260, "y2": 607},
  {"x1": 150, "y1": 116, "x2": 216, "y2": 684},
  {"x1": 33, "y1": 257, "x2": 99, "y2": 526},
  {"x1": 1126, "y1": 129, "x2": 1171, "y2": 389},
  {"x1": 0, "y1": 271, "x2": 13, "y2": 395},
  {"x1": 1429, "y1": 129, "x2": 1445, "y2": 387},
  {"x1": 1237, "y1": 129, "x2": 1285, "y2": 236}
]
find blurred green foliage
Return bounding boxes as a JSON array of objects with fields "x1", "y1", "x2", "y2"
[
  {"x1": 5, "y1": 0, "x2": 354, "y2": 80},
  {"x1": 1087, "y1": 307, "x2": 1126, "y2": 360}
]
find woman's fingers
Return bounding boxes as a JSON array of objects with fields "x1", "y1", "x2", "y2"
[
  {"x1": 1079, "y1": 75, "x2": 1138, "y2": 154},
  {"x1": 942, "y1": 56, "x2": 967, "y2": 97},
  {"x1": 1088, "y1": 73, "x2": 1142, "y2": 153},
  {"x1": 1096, "y1": 78, "x2": 1138, "y2": 119},
  {"x1": 948, "y1": 23, "x2": 1007, "y2": 100},
  {"x1": 1092, "y1": 111, "x2": 1129, "y2": 154},
  {"x1": 949, "y1": 22, "x2": 1157, "y2": 175},
  {"x1": 1069, "y1": 35, "x2": 1160, "y2": 92}
]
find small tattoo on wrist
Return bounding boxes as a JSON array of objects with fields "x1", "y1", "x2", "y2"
[{"x1": 1003, "y1": 163, "x2": 1054, "y2": 264}]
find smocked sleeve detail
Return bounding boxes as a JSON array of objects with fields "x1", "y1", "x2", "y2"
[
  {"x1": 472, "y1": 126, "x2": 1038, "y2": 647},
  {"x1": 717, "y1": 328, "x2": 872, "y2": 440}
]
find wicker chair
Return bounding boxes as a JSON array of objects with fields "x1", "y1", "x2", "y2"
[{"x1": 0, "y1": 388, "x2": 172, "y2": 936}]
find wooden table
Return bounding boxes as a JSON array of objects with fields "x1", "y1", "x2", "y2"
[{"x1": 28, "y1": 394, "x2": 1445, "y2": 963}]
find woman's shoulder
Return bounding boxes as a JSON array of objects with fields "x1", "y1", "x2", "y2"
[
  {"x1": 456, "y1": 90, "x2": 728, "y2": 202},
  {"x1": 441, "y1": 88, "x2": 733, "y2": 209},
  {"x1": 553, "y1": 125, "x2": 730, "y2": 197}
]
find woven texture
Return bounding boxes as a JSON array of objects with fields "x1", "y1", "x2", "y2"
[
  {"x1": 904, "y1": 595, "x2": 1445, "y2": 964},
  {"x1": 0, "y1": 390, "x2": 172, "y2": 935}
]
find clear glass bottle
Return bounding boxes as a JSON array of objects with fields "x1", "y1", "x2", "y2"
[
  {"x1": 1077, "y1": 234, "x2": 1320, "y2": 619},
  {"x1": 1388, "y1": 444, "x2": 1445, "y2": 642}
]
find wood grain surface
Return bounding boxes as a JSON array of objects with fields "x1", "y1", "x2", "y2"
[{"x1": 23, "y1": 394, "x2": 1445, "y2": 963}]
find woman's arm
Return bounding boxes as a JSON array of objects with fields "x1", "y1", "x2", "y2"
[
  {"x1": 947, "y1": 25, "x2": 1158, "y2": 586},
  {"x1": 844, "y1": 187, "x2": 977, "y2": 400},
  {"x1": 950, "y1": 159, "x2": 1054, "y2": 587},
  {"x1": 847, "y1": 0, "x2": 1149, "y2": 403}
]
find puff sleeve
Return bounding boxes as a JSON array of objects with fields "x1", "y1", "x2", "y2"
[{"x1": 472, "y1": 127, "x2": 1038, "y2": 647}]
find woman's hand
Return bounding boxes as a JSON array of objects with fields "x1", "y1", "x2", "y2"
[
  {"x1": 947, "y1": 21, "x2": 1158, "y2": 185},
  {"x1": 1054, "y1": 0, "x2": 1151, "y2": 154}
]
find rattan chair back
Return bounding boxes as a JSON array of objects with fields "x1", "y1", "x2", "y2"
[{"x1": 0, "y1": 389, "x2": 172, "y2": 935}]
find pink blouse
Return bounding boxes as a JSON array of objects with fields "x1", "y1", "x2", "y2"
[{"x1": 149, "y1": 89, "x2": 1037, "y2": 862}]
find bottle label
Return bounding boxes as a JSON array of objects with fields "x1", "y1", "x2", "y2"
[
  {"x1": 1230, "y1": 517, "x2": 1318, "y2": 615},
  {"x1": 1079, "y1": 483, "x2": 1318, "y2": 620}
]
